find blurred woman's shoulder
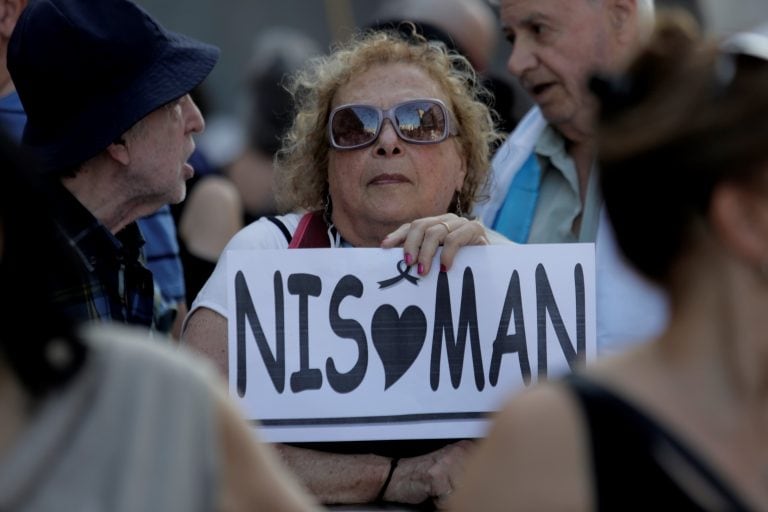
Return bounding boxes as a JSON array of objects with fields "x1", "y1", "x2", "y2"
[
  {"x1": 0, "y1": 323, "x2": 223, "y2": 511},
  {"x1": 451, "y1": 381, "x2": 591, "y2": 511}
]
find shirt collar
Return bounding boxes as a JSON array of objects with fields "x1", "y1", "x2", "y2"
[{"x1": 47, "y1": 182, "x2": 145, "y2": 271}]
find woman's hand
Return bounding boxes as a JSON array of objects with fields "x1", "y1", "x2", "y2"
[
  {"x1": 381, "y1": 214, "x2": 490, "y2": 275},
  {"x1": 382, "y1": 440, "x2": 475, "y2": 509}
]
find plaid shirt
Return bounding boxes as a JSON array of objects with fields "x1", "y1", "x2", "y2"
[{"x1": 47, "y1": 183, "x2": 156, "y2": 329}]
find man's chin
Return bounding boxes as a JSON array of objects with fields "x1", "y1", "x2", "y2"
[
  {"x1": 538, "y1": 102, "x2": 565, "y2": 122},
  {"x1": 539, "y1": 103, "x2": 578, "y2": 129}
]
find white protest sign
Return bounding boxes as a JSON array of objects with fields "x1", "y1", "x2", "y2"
[{"x1": 227, "y1": 244, "x2": 595, "y2": 442}]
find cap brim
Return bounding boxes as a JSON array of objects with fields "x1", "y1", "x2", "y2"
[{"x1": 31, "y1": 31, "x2": 219, "y2": 172}]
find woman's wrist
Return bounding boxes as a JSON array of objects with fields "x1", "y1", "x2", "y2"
[{"x1": 376, "y1": 457, "x2": 399, "y2": 502}]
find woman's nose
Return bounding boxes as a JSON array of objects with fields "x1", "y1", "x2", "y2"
[{"x1": 374, "y1": 118, "x2": 403, "y2": 155}]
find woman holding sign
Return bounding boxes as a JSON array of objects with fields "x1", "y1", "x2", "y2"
[
  {"x1": 183, "y1": 28, "x2": 504, "y2": 508},
  {"x1": 450, "y1": 16, "x2": 768, "y2": 512}
]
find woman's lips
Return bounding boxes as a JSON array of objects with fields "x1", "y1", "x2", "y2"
[{"x1": 369, "y1": 173, "x2": 410, "y2": 185}]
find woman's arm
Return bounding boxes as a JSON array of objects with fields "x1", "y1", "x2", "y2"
[
  {"x1": 447, "y1": 384, "x2": 592, "y2": 511},
  {"x1": 277, "y1": 440, "x2": 474, "y2": 507},
  {"x1": 214, "y1": 386, "x2": 320, "y2": 512},
  {"x1": 275, "y1": 444, "x2": 390, "y2": 504},
  {"x1": 182, "y1": 308, "x2": 229, "y2": 376}
]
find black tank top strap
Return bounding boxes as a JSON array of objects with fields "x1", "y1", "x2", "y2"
[
  {"x1": 265, "y1": 215, "x2": 292, "y2": 245},
  {"x1": 563, "y1": 372, "x2": 754, "y2": 511}
]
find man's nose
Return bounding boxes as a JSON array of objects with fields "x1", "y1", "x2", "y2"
[
  {"x1": 507, "y1": 39, "x2": 537, "y2": 78},
  {"x1": 184, "y1": 94, "x2": 205, "y2": 134}
]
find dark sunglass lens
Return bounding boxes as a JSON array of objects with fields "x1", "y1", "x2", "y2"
[
  {"x1": 332, "y1": 106, "x2": 379, "y2": 147},
  {"x1": 395, "y1": 101, "x2": 446, "y2": 142}
]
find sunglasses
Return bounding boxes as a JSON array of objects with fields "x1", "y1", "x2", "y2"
[{"x1": 328, "y1": 98, "x2": 457, "y2": 150}]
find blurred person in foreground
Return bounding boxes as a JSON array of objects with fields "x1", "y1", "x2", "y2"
[
  {"x1": 0, "y1": 131, "x2": 318, "y2": 511},
  {"x1": 450, "y1": 16, "x2": 768, "y2": 511},
  {"x1": 475, "y1": 0, "x2": 669, "y2": 356},
  {"x1": 183, "y1": 29, "x2": 503, "y2": 508},
  {"x1": 7, "y1": 0, "x2": 214, "y2": 331}
]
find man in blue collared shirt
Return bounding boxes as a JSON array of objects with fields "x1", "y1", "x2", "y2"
[{"x1": 475, "y1": 0, "x2": 668, "y2": 355}]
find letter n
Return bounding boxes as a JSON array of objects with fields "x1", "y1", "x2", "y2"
[
  {"x1": 235, "y1": 270, "x2": 285, "y2": 396},
  {"x1": 535, "y1": 264, "x2": 586, "y2": 378}
]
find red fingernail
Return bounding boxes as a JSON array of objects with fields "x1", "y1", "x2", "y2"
[
  {"x1": 405, "y1": 253, "x2": 412, "y2": 265},
  {"x1": 418, "y1": 263, "x2": 424, "y2": 275},
  {"x1": 440, "y1": 264, "x2": 447, "y2": 273}
]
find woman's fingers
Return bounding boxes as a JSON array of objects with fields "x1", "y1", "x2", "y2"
[
  {"x1": 437, "y1": 219, "x2": 489, "y2": 272},
  {"x1": 381, "y1": 215, "x2": 489, "y2": 275},
  {"x1": 380, "y1": 222, "x2": 412, "y2": 248}
]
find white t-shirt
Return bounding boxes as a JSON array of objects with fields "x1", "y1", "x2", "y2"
[{"x1": 190, "y1": 213, "x2": 308, "y2": 320}]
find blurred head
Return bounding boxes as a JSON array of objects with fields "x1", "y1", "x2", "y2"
[
  {"x1": 655, "y1": 0, "x2": 703, "y2": 28},
  {"x1": 8, "y1": 0, "x2": 218, "y2": 180},
  {"x1": 372, "y1": 0, "x2": 499, "y2": 73},
  {"x1": 499, "y1": 0, "x2": 654, "y2": 138},
  {"x1": 245, "y1": 27, "x2": 321, "y2": 155},
  {"x1": 275, "y1": 29, "x2": 499, "y2": 235},
  {"x1": 595, "y1": 16, "x2": 768, "y2": 289},
  {"x1": 0, "y1": 131, "x2": 86, "y2": 397}
]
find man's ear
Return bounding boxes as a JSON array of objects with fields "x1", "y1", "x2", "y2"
[
  {"x1": 106, "y1": 137, "x2": 131, "y2": 166},
  {"x1": 606, "y1": 0, "x2": 637, "y2": 43},
  {"x1": 709, "y1": 181, "x2": 768, "y2": 267},
  {"x1": 0, "y1": 0, "x2": 27, "y2": 39}
]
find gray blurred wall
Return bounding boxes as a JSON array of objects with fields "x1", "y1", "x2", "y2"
[
  {"x1": 700, "y1": 0, "x2": 768, "y2": 35},
  {"x1": 135, "y1": 0, "x2": 512, "y2": 117},
  {"x1": 137, "y1": 0, "x2": 768, "y2": 118},
  {"x1": 134, "y1": 0, "x2": 402, "y2": 116}
]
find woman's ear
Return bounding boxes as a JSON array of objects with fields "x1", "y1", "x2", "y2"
[
  {"x1": 709, "y1": 181, "x2": 768, "y2": 267},
  {"x1": 455, "y1": 157, "x2": 468, "y2": 191}
]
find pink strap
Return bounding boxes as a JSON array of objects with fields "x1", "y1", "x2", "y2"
[{"x1": 288, "y1": 211, "x2": 331, "y2": 249}]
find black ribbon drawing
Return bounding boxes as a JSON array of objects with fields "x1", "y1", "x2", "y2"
[{"x1": 377, "y1": 259, "x2": 420, "y2": 289}]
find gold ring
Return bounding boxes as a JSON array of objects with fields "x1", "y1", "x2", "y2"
[{"x1": 439, "y1": 221, "x2": 451, "y2": 233}]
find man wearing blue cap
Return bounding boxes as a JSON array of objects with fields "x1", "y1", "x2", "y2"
[{"x1": 8, "y1": 0, "x2": 219, "y2": 330}]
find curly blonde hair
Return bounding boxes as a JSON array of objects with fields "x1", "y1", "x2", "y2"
[{"x1": 274, "y1": 28, "x2": 501, "y2": 215}]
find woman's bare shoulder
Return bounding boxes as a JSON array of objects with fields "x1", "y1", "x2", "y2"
[{"x1": 450, "y1": 381, "x2": 592, "y2": 512}]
